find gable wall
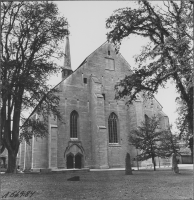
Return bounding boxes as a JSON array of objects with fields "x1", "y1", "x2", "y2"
[
  {"x1": 56, "y1": 42, "x2": 136, "y2": 168},
  {"x1": 21, "y1": 42, "x2": 170, "y2": 170}
]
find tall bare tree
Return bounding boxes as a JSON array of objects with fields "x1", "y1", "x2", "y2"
[
  {"x1": 1, "y1": 1, "x2": 68, "y2": 173},
  {"x1": 106, "y1": 1, "x2": 193, "y2": 141}
]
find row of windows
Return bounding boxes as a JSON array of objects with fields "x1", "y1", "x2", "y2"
[{"x1": 70, "y1": 111, "x2": 118, "y2": 144}]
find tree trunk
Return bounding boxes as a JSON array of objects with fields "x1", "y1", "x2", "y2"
[
  {"x1": 6, "y1": 151, "x2": 18, "y2": 173},
  {"x1": 152, "y1": 156, "x2": 156, "y2": 171},
  {"x1": 191, "y1": 148, "x2": 193, "y2": 164},
  {"x1": 188, "y1": 128, "x2": 193, "y2": 164}
]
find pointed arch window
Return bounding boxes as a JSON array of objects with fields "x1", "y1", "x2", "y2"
[
  {"x1": 108, "y1": 113, "x2": 118, "y2": 143},
  {"x1": 70, "y1": 111, "x2": 78, "y2": 138}
]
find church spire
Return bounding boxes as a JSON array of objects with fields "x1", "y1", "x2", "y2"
[
  {"x1": 62, "y1": 25, "x2": 72, "y2": 80},
  {"x1": 63, "y1": 36, "x2": 71, "y2": 70}
]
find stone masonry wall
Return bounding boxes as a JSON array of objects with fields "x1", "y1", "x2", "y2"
[
  {"x1": 56, "y1": 66, "x2": 92, "y2": 168},
  {"x1": 22, "y1": 42, "x2": 169, "y2": 170}
]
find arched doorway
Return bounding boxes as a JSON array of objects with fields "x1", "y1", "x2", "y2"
[
  {"x1": 65, "y1": 143, "x2": 85, "y2": 169},
  {"x1": 75, "y1": 153, "x2": 82, "y2": 169},
  {"x1": 66, "y1": 154, "x2": 74, "y2": 169}
]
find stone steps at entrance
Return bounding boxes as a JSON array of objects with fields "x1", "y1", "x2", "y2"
[{"x1": 51, "y1": 168, "x2": 90, "y2": 174}]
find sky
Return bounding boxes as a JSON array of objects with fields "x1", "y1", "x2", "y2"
[{"x1": 50, "y1": 1, "x2": 178, "y2": 132}]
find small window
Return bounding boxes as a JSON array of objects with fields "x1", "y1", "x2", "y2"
[
  {"x1": 83, "y1": 78, "x2": 87, "y2": 84},
  {"x1": 108, "y1": 50, "x2": 110, "y2": 55},
  {"x1": 102, "y1": 93, "x2": 105, "y2": 100}
]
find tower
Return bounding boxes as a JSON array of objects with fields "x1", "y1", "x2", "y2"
[{"x1": 62, "y1": 34, "x2": 73, "y2": 80}]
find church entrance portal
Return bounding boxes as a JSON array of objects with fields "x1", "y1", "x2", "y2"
[
  {"x1": 66, "y1": 153, "x2": 83, "y2": 169},
  {"x1": 75, "y1": 154, "x2": 82, "y2": 169},
  {"x1": 67, "y1": 154, "x2": 74, "y2": 169}
]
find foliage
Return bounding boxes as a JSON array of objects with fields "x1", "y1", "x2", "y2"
[
  {"x1": 1, "y1": 1, "x2": 68, "y2": 173},
  {"x1": 129, "y1": 116, "x2": 181, "y2": 170},
  {"x1": 106, "y1": 1, "x2": 193, "y2": 139},
  {"x1": 175, "y1": 97, "x2": 190, "y2": 138},
  {"x1": 20, "y1": 89, "x2": 63, "y2": 144},
  {"x1": 159, "y1": 130, "x2": 180, "y2": 157},
  {"x1": 175, "y1": 95, "x2": 193, "y2": 162},
  {"x1": 129, "y1": 116, "x2": 164, "y2": 170}
]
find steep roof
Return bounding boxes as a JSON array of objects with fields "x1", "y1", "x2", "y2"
[{"x1": 21, "y1": 41, "x2": 135, "y2": 127}]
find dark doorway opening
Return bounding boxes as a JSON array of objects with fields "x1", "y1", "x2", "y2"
[
  {"x1": 66, "y1": 154, "x2": 74, "y2": 169},
  {"x1": 75, "y1": 154, "x2": 82, "y2": 169}
]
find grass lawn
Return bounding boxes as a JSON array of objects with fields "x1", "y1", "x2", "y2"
[{"x1": 1, "y1": 168, "x2": 193, "y2": 200}]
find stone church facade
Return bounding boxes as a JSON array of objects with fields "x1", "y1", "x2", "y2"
[{"x1": 18, "y1": 37, "x2": 169, "y2": 171}]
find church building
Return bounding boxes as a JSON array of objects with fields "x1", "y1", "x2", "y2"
[{"x1": 18, "y1": 35, "x2": 169, "y2": 171}]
